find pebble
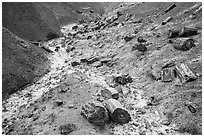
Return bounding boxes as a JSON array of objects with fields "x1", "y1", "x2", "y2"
[
  {"x1": 68, "y1": 104, "x2": 74, "y2": 108},
  {"x1": 161, "y1": 120, "x2": 170, "y2": 126}
]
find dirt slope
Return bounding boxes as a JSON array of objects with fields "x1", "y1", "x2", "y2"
[
  {"x1": 42, "y1": 2, "x2": 105, "y2": 26},
  {"x1": 2, "y1": 27, "x2": 50, "y2": 100},
  {"x1": 2, "y1": 2, "x2": 61, "y2": 41}
]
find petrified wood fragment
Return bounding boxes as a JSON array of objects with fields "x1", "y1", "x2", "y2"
[
  {"x1": 179, "y1": 27, "x2": 198, "y2": 37},
  {"x1": 164, "y1": 3, "x2": 176, "y2": 13},
  {"x1": 175, "y1": 63, "x2": 197, "y2": 83}
]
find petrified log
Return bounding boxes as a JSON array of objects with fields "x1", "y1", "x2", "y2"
[
  {"x1": 178, "y1": 27, "x2": 198, "y2": 37},
  {"x1": 81, "y1": 100, "x2": 109, "y2": 126},
  {"x1": 105, "y1": 99, "x2": 131, "y2": 124},
  {"x1": 168, "y1": 29, "x2": 180, "y2": 38},
  {"x1": 162, "y1": 17, "x2": 173, "y2": 25},
  {"x1": 175, "y1": 63, "x2": 197, "y2": 83},
  {"x1": 164, "y1": 3, "x2": 176, "y2": 13},
  {"x1": 101, "y1": 87, "x2": 119, "y2": 100}
]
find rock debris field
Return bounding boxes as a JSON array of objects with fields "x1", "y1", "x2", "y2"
[{"x1": 2, "y1": 2, "x2": 202, "y2": 135}]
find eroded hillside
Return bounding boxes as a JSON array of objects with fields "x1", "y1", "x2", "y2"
[{"x1": 2, "y1": 2, "x2": 202, "y2": 135}]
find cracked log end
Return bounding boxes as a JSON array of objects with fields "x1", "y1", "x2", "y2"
[{"x1": 105, "y1": 99, "x2": 131, "y2": 124}]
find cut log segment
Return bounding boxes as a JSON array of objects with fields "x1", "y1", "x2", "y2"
[
  {"x1": 81, "y1": 100, "x2": 109, "y2": 126},
  {"x1": 105, "y1": 99, "x2": 131, "y2": 124},
  {"x1": 178, "y1": 27, "x2": 198, "y2": 37},
  {"x1": 175, "y1": 63, "x2": 197, "y2": 83},
  {"x1": 101, "y1": 87, "x2": 119, "y2": 100},
  {"x1": 164, "y1": 3, "x2": 176, "y2": 13}
]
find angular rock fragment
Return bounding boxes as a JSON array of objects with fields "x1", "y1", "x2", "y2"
[
  {"x1": 105, "y1": 99, "x2": 131, "y2": 124},
  {"x1": 178, "y1": 27, "x2": 198, "y2": 37},
  {"x1": 114, "y1": 74, "x2": 133, "y2": 85},
  {"x1": 66, "y1": 46, "x2": 75, "y2": 52},
  {"x1": 187, "y1": 104, "x2": 196, "y2": 113},
  {"x1": 182, "y1": 39, "x2": 196, "y2": 50},
  {"x1": 161, "y1": 61, "x2": 175, "y2": 69},
  {"x1": 147, "y1": 96, "x2": 161, "y2": 106},
  {"x1": 168, "y1": 29, "x2": 180, "y2": 38},
  {"x1": 81, "y1": 57, "x2": 99, "y2": 64},
  {"x1": 162, "y1": 17, "x2": 173, "y2": 25},
  {"x1": 71, "y1": 61, "x2": 80, "y2": 67},
  {"x1": 164, "y1": 3, "x2": 176, "y2": 13},
  {"x1": 175, "y1": 63, "x2": 197, "y2": 83},
  {"x1": 81, "y1": 100, "x2": 109, "y2": 126},
  {"x1": 59, "y1": 123, "x2": 77, "y2": 135},
  {"x1": 132, "y1": 43, "x2": 147, "y2": 52},
  {"x1": 161, "y1": 120, "x2": 170, "y2": 126},
  {"x1": 53, "y1": 99, "x2": 63, "y2": 107},
  {"x1": 55, "y1": 46, "x2": 60, "y2": 52},
  {"x1": 173, "y1": 39, "x2": 196, "y2": 51},
  {"x1": 41, "y1": 46, "x2": 54, "y2": 53},
  {"x1": 117, "y1": 11, "x2": 123, "y2": 16},
  {"x1": 100, "y1": 58, "x2": 112, "y2": 64},
  {"x1": 137, "y1": 36, "x2": 147, "y2": 43},
  {"x1": 124, "y1": 35, "x2": 136, "y2": 42}
]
